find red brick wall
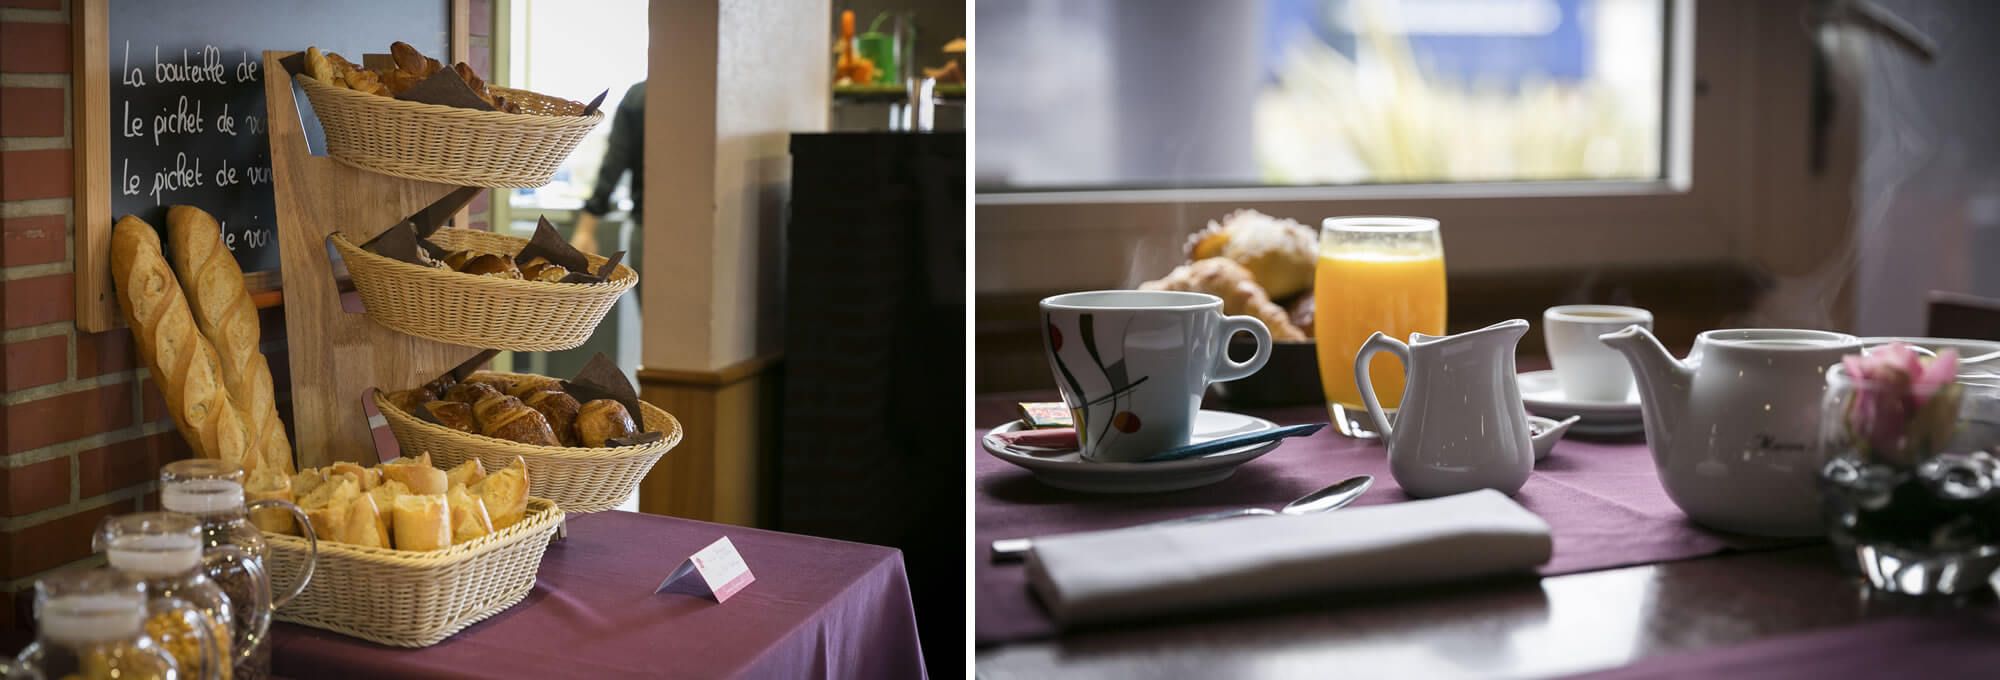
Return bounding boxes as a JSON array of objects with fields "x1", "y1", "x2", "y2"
[
  {"x1": 0, "y1": 0, "x2": 496, "y2": 634},
  {"x1": 0, "y1": 0, "x2": 199, "y2": 633}
]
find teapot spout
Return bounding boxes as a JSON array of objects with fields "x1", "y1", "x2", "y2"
[{"x1": 1597, "y1": 325, "x2": 1690, "y2": 456}]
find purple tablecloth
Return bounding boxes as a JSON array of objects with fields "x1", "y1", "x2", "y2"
[
  {"x1": 974, "y1": 398, "x2": 1807, "y2": 645},
  {"x1": 273, "y1": 511, "x2": 926, "y2": 679},
  {"x1": 1568, "y1": 611, "x2": 2000, "y2": 679}
]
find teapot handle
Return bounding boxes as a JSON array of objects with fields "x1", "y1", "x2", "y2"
[{"x1": 1354, "y1": 332, "x2": 1411, "y2": 441}]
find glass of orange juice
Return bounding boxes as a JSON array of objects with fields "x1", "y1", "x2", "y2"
[{"x1": 1313, "y1": 217, "x2": 1447, "y2": 437}]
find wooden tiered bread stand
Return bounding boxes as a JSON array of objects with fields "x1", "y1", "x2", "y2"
[{"x1": 261, "y1": 51, "x2": 481, "y2": 467}]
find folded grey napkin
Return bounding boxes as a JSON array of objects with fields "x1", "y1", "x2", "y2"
[{"x1": 1025, "y1": 489, "x2": 1553, "y2": 627}]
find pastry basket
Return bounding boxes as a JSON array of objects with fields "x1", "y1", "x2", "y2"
[
  {"x1": 373, "y1": 377, "x2": 682, "y2": 513},
  {"x1": 296, "y1": 73, "x2": 601, "y2": 187},
  {"x1": 331, "y1": 228, "x2": 635, "y2": 352},
  {"x1": 265, "y1": 497, "x2": 564, "y2": 647}
]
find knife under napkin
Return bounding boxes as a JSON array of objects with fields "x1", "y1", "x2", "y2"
[
  {"x1": 1025, "y1": 489, "x2": 1552, "y2": 628},
  {"x1": 990, "y1": 423, "x2": 1326, "y2": 462}
]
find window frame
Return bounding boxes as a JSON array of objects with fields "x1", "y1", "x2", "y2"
[{"x1": 974, "y1": 1, "x2": 1849, "y2": 298}]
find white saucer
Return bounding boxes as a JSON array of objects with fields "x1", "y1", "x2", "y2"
[
  {"x1": 1518, "y1": 370, "x2": 1645, "y2": 435},
  {"x1": 981, "y1": 410, "x2": 1283, "y2": 493}
]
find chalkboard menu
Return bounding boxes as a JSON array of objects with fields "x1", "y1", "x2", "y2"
[{"x1": 106, "y1": 0, "x2": 449, "y2": 276}]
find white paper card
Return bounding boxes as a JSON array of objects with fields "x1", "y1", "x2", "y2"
[{"x1": 656, "y1": 536, "x2": 755, "y2": 602}]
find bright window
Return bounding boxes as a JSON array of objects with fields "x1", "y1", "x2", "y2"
[{"x1": 976, "y1": 0, "x2": 1666, "y2": 191}]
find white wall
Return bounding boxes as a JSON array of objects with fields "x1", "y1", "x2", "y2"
[{"x1": 644, "y1": 0, "x2": 831, "y2": 370}]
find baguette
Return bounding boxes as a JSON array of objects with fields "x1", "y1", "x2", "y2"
[
  {"x1": 392, "y1": 494, "x2": 452, "y2": 551},
  {"x1": 244, "y1": 468, "x2": 297, "y2": 536},
  {"x1": 110, "y1": 216, "x2": 255, "y2": 470},
  {"x1": 166, "y1": 205, "x2": 296, "y2": 474},
  {"x1": 446, "y1": 485, "x2": 493, "y2": 545}
]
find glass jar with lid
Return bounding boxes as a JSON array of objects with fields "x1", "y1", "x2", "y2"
[
  {"x1": 2, "y1": 567, "x2": 221, "y2": 680},
  {"x1": 94, "y1": 512, "x2": 241, "y2": 680},
  {"x1": 159, "y1": 460, "x2": 315, "y2": 680}
]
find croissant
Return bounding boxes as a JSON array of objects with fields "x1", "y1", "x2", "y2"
[
  {"x1": 1184, "y1": 209, "x2": 1318, "y2": 300},
  {"x1": 1141, "y1": 258, "x2": 1308, "y2": 341},
  {"x1": 463, "y1": 372, "x2": 517, "y2": 394},
  {"x1": 443, "y1": 382, "x2": 503, "y2": 405},
  {"x1": 423, "y1": 400, "x2": 477, "y2": 433},
  {"x1": 503, "y1": 374, "x2": 562, "y2": 399},
  {"x1": 575, "y1": 399, "x2": 639, "y2": 448},
  {"x1": 385, "y1": 388, "x2": 430, "y2": 415},
  {"x1": 522, "y1": 390, "x2": 583, "y2": 447},
  {"x1": 473, "y1": 394, "x2": 560, "y2": 446}
]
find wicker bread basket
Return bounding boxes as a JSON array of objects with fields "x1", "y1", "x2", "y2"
[
  {"x1": 265, "y1": 497, "x2": 564, "y2": 647},
  {"x1": 374, "y1": 378, "x2": 682, "y2": 513},
  {"x1": 332, "y1": 228, "x2": 635, "y2": 351},
  {"x1": 295, "y1": 73, "x2": 602, "y2": 187}
]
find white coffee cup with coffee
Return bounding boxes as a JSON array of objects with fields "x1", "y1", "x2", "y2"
[
  {"x1": 1543, "y1": 305, "x2": 1653, "y2": 402},
  {"x1": 1040, "y1": 290, "x2": 1273, "y2": 462}
]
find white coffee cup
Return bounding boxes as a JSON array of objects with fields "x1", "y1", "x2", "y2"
[
  {"x1": 1040, "y1": 290, "x2": 1273, "y2": 462},
  {"x1": 1543, "y1": 305, "x2": 1653, "y2": 402}
]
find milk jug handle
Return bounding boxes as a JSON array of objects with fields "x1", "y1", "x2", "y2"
[
  {"x1": 1354, "y1": 332, "x2": 1410, "y2": 442},
  {"x1": 247, "y1": 498, "x2": 317, "y2": 610}
]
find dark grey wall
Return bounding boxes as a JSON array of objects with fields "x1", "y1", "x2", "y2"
[{"x1": 1853, "y1": 0, "x2": 2000, "y2": 334}]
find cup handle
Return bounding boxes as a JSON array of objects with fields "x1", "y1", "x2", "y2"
[
  {"x1": 1210, "y1": 315, "x2": 1272, "y2": 382},
  {"x1": 1354, "y1": 332, "x2": 1411, "y2": 440},
  {"x1": 249, "y1": 498, "x2": 317, "y2": 610}
]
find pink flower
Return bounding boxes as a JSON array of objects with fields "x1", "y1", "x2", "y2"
[
  {"x1": 1841, "y1": 343, "x2": 1963, "y2": 465},
  {"x1": 1912, "y1": 349, "x2": 1960, "y2": 406}
]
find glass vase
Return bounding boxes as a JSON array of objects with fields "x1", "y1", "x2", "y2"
[{"x1": 1819, "y1": 365, "x2": 2000, "y2": 597}]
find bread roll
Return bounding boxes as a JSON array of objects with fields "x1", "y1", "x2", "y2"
[
  {"x1": 521, "y1": 390, "x2": 582, "y2": 447},
  {"x1": 473, "y1": 395, "x2": 560, "y2": 446},
  {"x1": 338, "y1": 493, "x2": 389, "y2": 548},
  {"x1": 392, "y1": 494, "x2": 451, "y2": 551},
  {"x1": 446, "y1": 485, "x2": 493, "y2": 545},
  {"x1": 474, "y1": 457, "x2": 529, "y2": 529},
  {"x1": 326, "y1": 461, "x2": 380, "y2": 491},
  {"x1": 418, "y1": 401, "x2": 476, "y2": 433},
  {"x1": 442, "y1": 250, "x2": 476, "y2": 270},
  {"x1": 244, "y1": 468, "x2": 296, "y2": 536},
  {"x1": 381, "y1": 454, "x2": 448, "y2": 495},
  {"x1": 110, "y1": 215, "x2": 255, "y2": 470},
  {"x1": 520, "y1": 260, "x2": 569, "y2": 283},
  {"x1": 167, "y1": 205, "x2": 295, "y2": 475},
  {"x1": 576, "y1": 399, "x2": 638, "y2": 448},
  {"x1": 445, "y1": 458, "x2": 487, "y2": 489},
  {"x1": 458, "y1": 254, "x2": 520, "y2": 278}
]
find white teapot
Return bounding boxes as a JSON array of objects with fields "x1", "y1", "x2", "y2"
[{"x1": 1599, "y1": 326, "x2": 1861, "y2": 537}]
